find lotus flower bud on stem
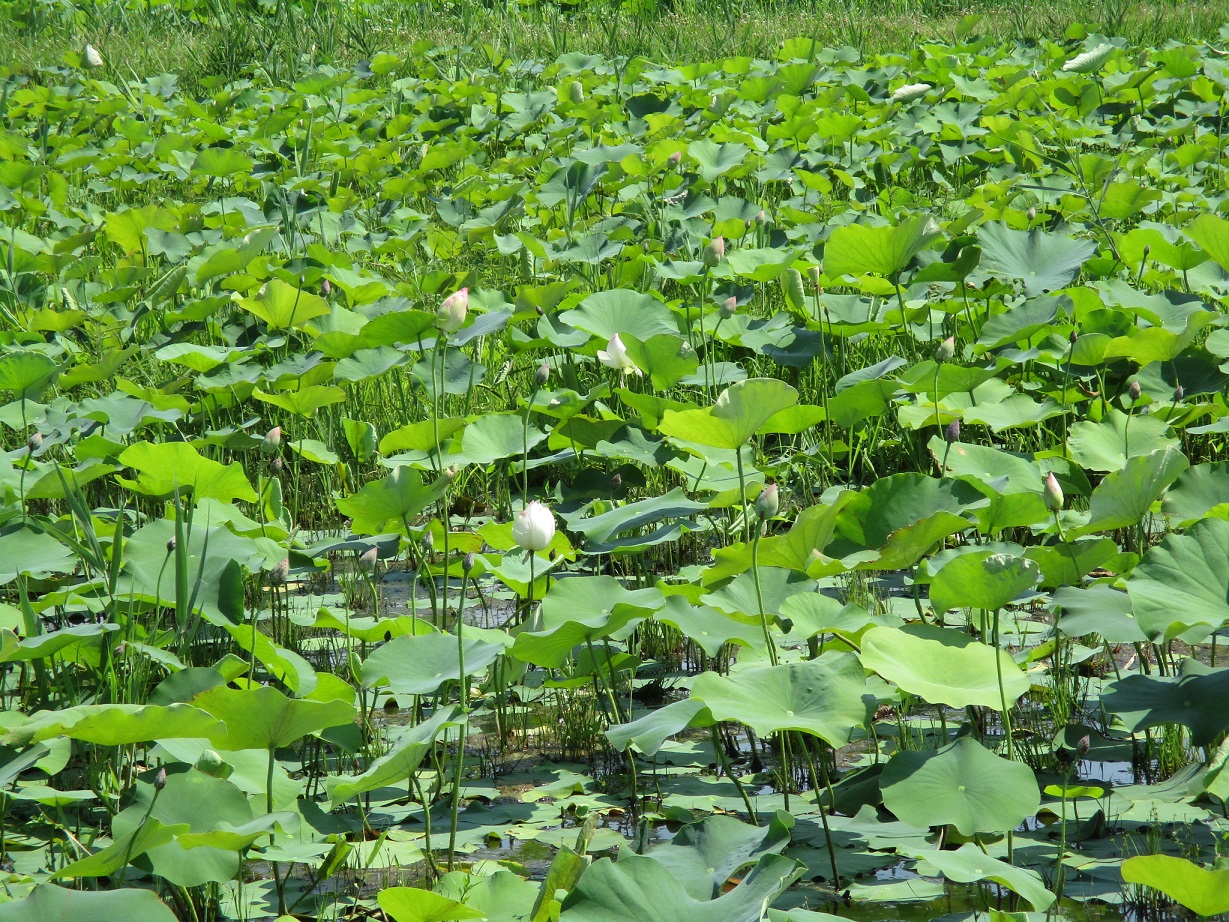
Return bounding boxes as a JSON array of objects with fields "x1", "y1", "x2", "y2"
[
  {"x1": 703, "y1": 236, "x2": 725, "y2": 267},
  {"x1": 1127, "y1": 380, "x2": 1141, "y2": 403},
  {"x1": 754, "y1": 209, "x2": 767, "y2": 225},
  {"x1": 27, "y1": 432, "x2": 42, "y2": 453},
  {"x1": 421, "y1": 531, "x2": 435, "y2": 552},
  {"x1": 320, "y1": 278, "x2": 332, "y2": 298},
  {"x1": 1027, "y1": 206, "x2": 1036, "y2": 222},
  {"x1": 153, "y1": 767, "x2": 167, "y2": 791},
  {"x1": 1043, "y1": 472, "x2": 1064, "y2": 513},
  {"x1": 1069, "y1": 328, "x2": 1079, "y2": 344},
  {"x1": 1076, "y1": 735, "x2": 1091, "y2": 759},
  {"x1": 755, "y1": 482, "x2": 779, "y2": 520},
  {"x1": 944, "y1": 418, "x2": 961, "y2": 443},
  {"x1": 435, "y1": 287, "x2": 468, "y2": 333},
  {"x1": 269, "y1": 557, "x2": 290, "y2": 585},
  {"x1": 166, "y1": 536, "x2": 177, "y2": 554},
  {"x1": 358, "y1": 546, "x2": 378, "y2": 574},
  {"x1": 1173, "y1": 384, "x2": 1184, "y2": 401},
  {"x1": 610, "y1": 472, "x2": 623, "y2": 491},
  {"x1": 462, "y1": 552, "x2": 476, "y2": 573},
  {"x1": 720, "y1": 296, "x2": 737, "y2": 320},
  {"x1": 512, "y1": 501, "x2": 555, "y2": 552},
  {"x1": 270, "y1": 456, "x2": 284, "y2": 474},
  {"x1": 261, "y1": 426, "x2": 281, "y2": 455},
  {"x1": 668, "y1": 151, "x2": 682, "y2": 168},
  {"x1": 807, "y1": 265, "x2": 822, "y2": 287},
  {"x1": 936, "y1": 336, "x2": 956, "y2": 363},
  {"x1": 535, "y1": 363, "x2": 550, "y2": 387}
]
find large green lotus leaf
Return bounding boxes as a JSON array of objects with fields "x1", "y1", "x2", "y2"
[
  {"x1": 654, "y1": 596, "x2": 764, "y2": 656},
  {"x1": 929, "y1": 551, "x2": 1040, "y2": 615},
  {"x1": 930, "y1": 439, "x2": 1043, "y2": 494},
  {"x1": 702, "y1": 567, "x2": 814, "y2": 623},
  {"x1": 334, "y1": 346, "x2": 406, "y2": 383},
  {"x1": 0, "y1": 886, "x2": 178, "y2": 921},
  {"x1": 558, "y1": 852, "x2": 803, "y2": 922},
  {"x1": 328, "y1": 707, "x2": 462, "y2": 806},
  {"x1": 51, "y1": 817, "x2": 187, "y2": 879},
  {"x1": 0, "y1": 623, "x2": 118, "y2": 664},
  {"x1": 460, "y1": 413, "x2": 546, "y2": 465},
  {"x1": 1025, "y1": 537, "x2": 1120, "y2": 589},
  {"x1": 335, "y1": 467, "x2": 450, "y2": 535},
  {"x1": 378, "y1": 887, "x2": 485, "y2": 922},
  {"x1": 511, "y1": 604, "x2": 651, "y2": 669},
  {"x1": 0, "y1": 350, "x2": 58, "y2": 398},
  {"x1": 194, "y1": 685, "x2": 355, "y2": 750},
  {"x1": 689, "y1": 138, "x2": 750, "y2": 183},
  {"x1": 1075, "y1": 446, "x2": 1188, "y2": 534},
  {"x1": 223, "y1": 624, "x2": 317, "y2": 696},
  {"x1": 559, "y1": 289, "x2": 678, "y2": 341},
  {"x1": 658, "y1": 378, "x2": 798, "y2": 449},
  {"x1": 703, "y1": 494, "x2": 855, "y2": 582},
  {"x1": 861, "y1": 623, "x2": 1030, "y2": 710},
  {"x1": 1162, "y1": 461, "x2": 1229, "y2": 525},
  {"x1": 689, "y1": 653, "x2": 870, "y2": 746},
  {"x1": 829, "y1": 474, "x2": 983, "y2": 569},
  {"x1": 237, "y1": 278, "x2": 330, "y2": 329},
  {"x1": 190, "y1": 146, "x2": 254, "y2": 178},
  {"x1": 621, "y1": 334, "x2": 698, "y2": 390},
  {"x1": 362, "y1": 633, "x2": 505, "y2": 694},
  {"x1": 1121, "y1": 855, "x2": 1229, "y2": 916},
  {"x1": 1051, "y1": 584, "x2": 1145, "y2": 643},
  {"x1": 1126, "y1": 517, "x2": 1229, "y2": 643},
  {"x1": 0, "y1": 526, "x2": 76, "y2": 585},
  {"x1": 880, "y1": 738, "x2": 1040, "y2": 835},
  {"x1": 1067, "y1": 409, "x2": 1177, "y2": 473},
  {"x1": 977, "y1": 223, "x2": 1097, "y2": 296},
  {"x1": 4, "y1": 702, "x2": 222, "y2": 746},
  {"x1": 909, "y1": 843, "x2": 1054, "y2": 911},
  {"x1": 118, "y1": 442, "x2": 256, "y2": 502},
  {"x1": 605, "y1": 698, "x2": 714, "y2": 756},
  {"x1": 644, "y1": 812, "x2": 794, "y2": 900},
  {"x1": 117, "y1": 518, "x2": 282, "y2": 626},
  {"x1": 562, "y1": 488, "x2": 707, "y2": 552},
  {"x1": 824, "y1": 215, "x2": 941, "y2": 279},
  {"x1": 541, "y1": 576, "x2": 665, "y2": 628},
  {"x1": 1101, "y1": 668, "x2": 1229, "y2": 746},
  {"x1": 112, "y1": 770, "x2": 252, "y2": 886},
  {"x1": 975, "y1": 294, "x2": 1063, "y2": 350},
  {"x1": 254, "y1": 384, "x2": 347, "y2": 417},
  {"x1": 356, "y1": 309, "x2": 438, "y2": 350},
  {"x1": 1184, "y1": 213, "x2": 1229, "y2": 273}
]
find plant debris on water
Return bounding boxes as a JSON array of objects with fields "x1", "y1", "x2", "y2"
[{"x1": 1, "y1": 8, "x2": 1229, "y2": 922}]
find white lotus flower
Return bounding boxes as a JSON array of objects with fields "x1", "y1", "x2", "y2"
[
  {"x1": 597, "y1": 333, "x2": 641, "y2": 376},
  {"x1": 892, "y1": 82, "x2": 931, "y2": 103},
  {"x1": 435, "y1": 287, "x2": 468, "y2": 333},
  {"x1": 512, "y1": 501, "x2": 555, "y2": 552},
  {"x1": 83, "y1": 44, "x2": 104, "y2": 70}
]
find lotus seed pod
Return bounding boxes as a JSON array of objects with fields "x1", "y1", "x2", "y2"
[
  {"x1": 421, "y1": 531, "x2": 435, "y2": 551},
  {"x1": 936, "y1": 336, "x2": 956, "y2": 363},
  {"x1": 720, "y1": 296, "x2": 737, "y2": 319},
  {"x1": 755, "y1": 483, "x2": 779, "y2": 520},
  {"x1": 1043, "y1": 472, "x2": 1064, "y2": 512},
  {"x1": 944, "y1": 418, "x2": 961, "y2": 443},
  {"x1": 703, "y1": 236, "x2": 725, "y2": 267}
]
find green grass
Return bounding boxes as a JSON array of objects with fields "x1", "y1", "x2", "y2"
[{"x1": 2, "y1": 0, "x2": 1228, "y2": 87}]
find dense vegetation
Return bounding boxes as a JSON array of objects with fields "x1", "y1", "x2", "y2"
[{"x1": 2, "y1": 5, "x2": 1229, "y2": 921}]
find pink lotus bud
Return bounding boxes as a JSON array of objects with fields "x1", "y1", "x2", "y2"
[
  {"x1": 936, "y1": 336, "x2": 956, "y2": 363},
  {"x1": 755, "y1": 483, "x2": 779, "y2": 519},
  {"x1": 703, "y1": 236, "x2": 725, "y2": 268},
  {"x1": 261, "y1": 426, "x2": 281, "y2": 455},
  {"x1": 358, "y1": 547, "x2": 378, "y2": 573},
  {"x1": 1043, "y1": 472, "x2": 1064, "y2": 513},
  {"x1": 720, "y1": 296, "x2": 737, "y2": 320},
  {"x1": 435, "y1": 287, "x2": 469, "y2": 334}
]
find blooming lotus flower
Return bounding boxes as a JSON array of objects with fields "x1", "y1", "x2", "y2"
[
  {"x1": 1043, "y1": 472, "x2": 1064, "y2": 513},
  {"x1": 83, "y1": 44, "x2": 104, "y2": 70},
  {"x1": 435, "y1": 287, "x2": 468, "y2": 333},
  {"x1": 597, "y1": 334, "x2": 641, "y2": 377},
  {"x1": 892, "y1": 83, "x2": 931, "y2": 103},
  {"x1": 512, "y1": 501, "x2": 555, "y2": 552}
]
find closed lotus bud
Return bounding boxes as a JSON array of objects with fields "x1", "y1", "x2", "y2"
[
  {"x1": 944, "y1": 418, "x2": 961, "y2": 443},
  {"x1": 261, "y1": 426, "x2": 281, "y2": 455},
  {"x1": 1069, "y1": 328, "x2": 1079, "y2": 344},
  {"x1": 446, "y1": 465, "x2": 458, "y2": 481},
  {"x1": 269, "y1": 557, "x2": 290, "y2": 585},
  {"x1": 166, "y1": 536, "x2": 177, "y2": 554},
  {"x1": 1076, "y1": 735, "x2": 1091, "y2": 759},
  {"x1": 568, "y1": 80, "x2": 585, "y2": 104},
  {"x1": 755, "y1": 483, "x2": 779, "y2": 520},
  {"x1": 83, "y1": 44, "x2": 104, "y2": 70},
  {"x1": 320, "y1": 278, "x2": 332, "y2": 298},
  {"x1": 435, "y1": 287, "x2": 469, "y2": 334},
  {"x1": 270, "y1": 456, "x2": 283, "y2": 473},
  {"x1": 610, "y1": 472, "x2": 623, "y2": 490},
  {"x1": 27, "y1": 432, "x2": 42, "y2": 452},
  {"x1": 1142, "y1": 244, "x2": 1151, "y2": 259},
  {"x1": 512, "y1": 500, "x2": 556, "y2": 551},
  {"x1": 720, "y1": 296, "x2": 737, "y2": 319},
  {"x1": 462, "y1": 552, "x2": 476, "y2": 573},
  {"x1": 807, "y1": 265, "x2": 822, "y2": 287},
  {"x1": 754, "y1": 209, "x2": 767, "y2": 225},
  {"x1": 1128, "y1": 380, "x2": 1141, "y2": 402},
  {"x1": 358, "y1": 546, "x2": 378, "y2": 573},
  {"x1": 535, "y1": 363, "x2": 550, "y2": 386},
  {"x1": 1173, "y1": 384, "x2": 1185, "y2": 401},
  {"x1": 1027, "y1": 206, "x2": 1036, "y2": 222},
  {"x1": 1044, "y1": 472, "x2": 1064, "y2": 513},
  {"x1": 936, "y1": 336, "x2": 956, "y2": 363},
  {"x1": 668, "y1": 151, "x2": 682, "y2": 168},
  {"x1": 703, "y1": 236, "x2": 725, "y2": 267},
  {"x1": 153, "y1": 767, "x2": 167, "y2": 791}
]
